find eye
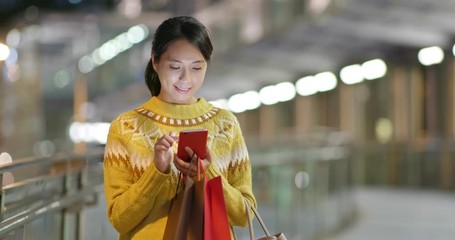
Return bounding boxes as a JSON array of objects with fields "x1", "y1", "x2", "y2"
[
  {"x1": 192, "y1": 64, "x2": 204, "y2": 71},
  {"x1": 170, "y1": 65, "x2": 180, "y2": 70}
]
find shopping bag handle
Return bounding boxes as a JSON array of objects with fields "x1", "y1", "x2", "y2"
[
  {"x1": 168, "y1": 152, "x2": 199, "y2": 213},
  {"x1": 237, "y1": 197, "x2": 273, "y2": 240},
  {"x1": 196, "y1": 154, "x2": 208, "y2": 181},
  {"x1": 243, "y1": 197, "x2": 255, "y2": 239}
]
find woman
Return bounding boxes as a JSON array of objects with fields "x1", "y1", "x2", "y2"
[{"x1": 103, "y1": 16, "x2": 256, "y2": 239}]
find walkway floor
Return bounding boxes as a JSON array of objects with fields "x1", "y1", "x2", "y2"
[
  {"x1": 332, "y1": 187, "x2": 455, "y2": 240},
  {"x1": 81, "y1": 186, "x2": 455, "y2": 240}
]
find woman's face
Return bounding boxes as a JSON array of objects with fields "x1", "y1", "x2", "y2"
[{"x1": 153, "y1": 38, "x2": 207, "y2": 104}]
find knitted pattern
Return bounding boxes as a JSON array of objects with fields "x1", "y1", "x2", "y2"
[{"x1": 104, "y1": 97, "x2": 256, "y2": 240}]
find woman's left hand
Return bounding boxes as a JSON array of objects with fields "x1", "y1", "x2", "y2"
[{"x1": 174, "y1": 146, "x2": 211, "y2": 178}]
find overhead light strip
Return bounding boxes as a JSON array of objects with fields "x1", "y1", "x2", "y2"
[{"x1": 78, "y1": 24, "x2": 149, "y2": 73}]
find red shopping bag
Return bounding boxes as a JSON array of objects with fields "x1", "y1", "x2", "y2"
[{"x1": 204, "y1": 175, "x2": 231, "y2": 240}]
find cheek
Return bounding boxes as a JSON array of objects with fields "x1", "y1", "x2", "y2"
[
  {"x1": 159, "y1": 70, "x2": 178, "y2": 83},
  {"x1": 193, "y1": 71, "x2": 207, "y2": 82}
]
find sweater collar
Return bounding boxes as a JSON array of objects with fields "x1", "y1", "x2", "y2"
[{"x1": 141, "y1": 96, "x2": 214, "y2": 119}]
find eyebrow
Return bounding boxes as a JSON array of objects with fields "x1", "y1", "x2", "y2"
[{"x1": 168, "y1": 59, "x2": 205, "y2": 64}]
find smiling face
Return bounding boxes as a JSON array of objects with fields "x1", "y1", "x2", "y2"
[{"x1": 152, "y1": 38, "x2": 208, "y2": 104}]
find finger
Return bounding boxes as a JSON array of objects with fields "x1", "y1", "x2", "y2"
[
  {"x1": 173, "y1": 161, "x2": 186, "y2": 174},
  {"x1": 185, "y1": 165, "x2": 196, "y2": 177},
  {"x1": 174, "y1": 163, "x2": 186, "y2": 174},
  {"x1": 156, "y1": 138, "x2": 171, "y2": 149},
  {"x1": 174, "y1": 155, "x2": 192, "y2": 173},
  {"x1": 155, "y1": 145, "x2": 169, "y2": 151},
  {"x1": 169, "y1": 131, "x2": 179, "y2": 141},
  {"x1": 184, "y1": 146, "x2": 194, "y2": 158},
  {"x1": 189, "y1": 163, "x2": 199, "y2": 177},
  {"x1": 187, "y1": 160, "x2": 198, "y2": 177},
  {"x1": 162, "y1": 134, "x2": 176, "y2": 145},
  {"x1": 173, "y1": 154, "x2": 185, "y2": 167}
]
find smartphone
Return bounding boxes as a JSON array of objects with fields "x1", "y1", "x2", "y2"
[{"x1": 177, "y1": 129, "x2": 208, "y2": 162}]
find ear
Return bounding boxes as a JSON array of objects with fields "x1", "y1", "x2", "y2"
[{"x1": 151, "y1": 54, "x2": 158, "y2": 71}]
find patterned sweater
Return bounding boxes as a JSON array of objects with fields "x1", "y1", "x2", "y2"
[{"x1": 103, "y1": 97, "x2": 256, "y2": 240}]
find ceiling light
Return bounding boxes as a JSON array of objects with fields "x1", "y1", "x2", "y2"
[
  {"x1": 361, "y1": 59, "x2": 387, "y2": 80},
  {"x1": 228, "y1": 94, "x2": 247, "y2": 113},
  {"x1": 118, "y1": 0, "x2": 142, "y2": 19},
  {"x1": 340, "y1": 64, "x2": 363, "y2": 85},
  {"x1": 6, "y1": 29, "x2": 21, "y2": 48},
  {"x1": 308, "y1": 0, "x2": 332, "y2": 15},
  {"x1": 275, "y1": 82, "x2": 296, "y2": 102},
  {"x1": 127, "y1": 25, "x2": 148, "y2": 44},
  {"x1": 78, "y1": 56, "x2": 95, "y2": 73},
  {"x1": 315, "y1": 71, "x2": 337, "y2": 92},
  {"x1": 99, "y1": 42, "x2": 117, "y2": 61},
  {"x1": 69, "y1": 122, "x2": 110, "y2": 144},
  {"x1": 295, "y1": 76, "x2": 318, "y2": 96},
  {"x1": 78, "y1": 24, "x2": 149, "y2": 73},
  {"x1": 210, "y1": 99, "x2": 228, "y2": 109},
  {"x1": 418, "y1": 46, "x2": 444, "y2": 66},
  {"x1": 54, "y1": 70, "x2": 71, "y2": 88},
  {"x1": 243, "y1": 91, "x2": 261, "y2": 110},
  {"x1": 0, "y1": 43, "x2": 10, "y2": 61},
  {"x1": 5, "y1": 48, "x2": 18, "y2": 65},
  {"x1": 259, "y1": 85, "x2": 280, "y2": 105}
]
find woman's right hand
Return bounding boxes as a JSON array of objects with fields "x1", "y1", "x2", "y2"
[
  {"x1": 173, "y1": 146, "x2": 212, "y2": 178},
  {"x1": 154, "y1": 132, "x2": 177, "y2": 173}
]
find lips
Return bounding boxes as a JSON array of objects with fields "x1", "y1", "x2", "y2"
[{"x1": 175, "y1": 85, "x2": 191, "y2": 93}]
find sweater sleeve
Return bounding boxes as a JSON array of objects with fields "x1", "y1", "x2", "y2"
[
  {"x1": 103, "y1": 117, "x2": 172, "y2": 234},
  {"x1": 205, "y1": 117, "x2": 257, "y2": 227}
]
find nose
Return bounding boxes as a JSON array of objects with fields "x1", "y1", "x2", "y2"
[{"x1": 179, "y1": 68, "x2": 190, "y2": 82}]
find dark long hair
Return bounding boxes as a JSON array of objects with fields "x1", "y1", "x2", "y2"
[{"x1": 145, "y1": 16, "x2": 213, "y2": 96}]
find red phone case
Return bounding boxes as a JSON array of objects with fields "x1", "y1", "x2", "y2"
[{"x1": 177, "y1": 129, "x2": 208, "y2": 161}]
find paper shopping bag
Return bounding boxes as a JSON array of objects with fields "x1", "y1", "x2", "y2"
[{"x1": 163, "y1": 175, "x2": 205, "y2": 240}]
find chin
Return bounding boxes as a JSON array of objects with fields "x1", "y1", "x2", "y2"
[{"x1": 173, "y1": 98, "x2": 194, "y2": 105}]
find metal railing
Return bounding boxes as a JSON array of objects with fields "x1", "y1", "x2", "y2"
[
  {"x1": 0, "y1": 149, "x2": 104, "y2": 240},
  {"x1": 240, "y1": 130, "x2": 357, "y2": 240},
  {"x1": 0, "y1": 128, "x2": 358, "y2": 240}
]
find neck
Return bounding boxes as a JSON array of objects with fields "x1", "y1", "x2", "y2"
[{"x1": 156, "y1": 94, "x2": 197, "y2": 105}]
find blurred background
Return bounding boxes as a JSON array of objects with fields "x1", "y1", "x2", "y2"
[{"x1": 1, "y1": 0, "x2": 455, "y2": 239}]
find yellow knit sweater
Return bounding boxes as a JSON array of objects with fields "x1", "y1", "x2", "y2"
[{"x1": 103, "y1": 97, "x2": 256, "y2": 240}]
